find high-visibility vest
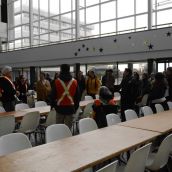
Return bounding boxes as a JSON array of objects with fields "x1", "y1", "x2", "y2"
[{"x1": 55, "y1": 78, "x2": 77, "y2": 106}]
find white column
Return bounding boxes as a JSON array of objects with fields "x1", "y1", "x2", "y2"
[
  {"x1": 29, "y1": 0, "x2": 33, "y2": 47},
  {"x1": 0, "y1": 0, "x2": 1, "y2": 18},
  {"x1": 75, "y1": 0, "x2": 80, "y2": 40},
  {"x1": 148, "y1": 0, "x2": 153, "y2": 30},
  {"x1": 0, "y1": 0, "x2": 1, "y2": 51}
]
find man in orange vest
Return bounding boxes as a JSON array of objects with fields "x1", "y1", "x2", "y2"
[
  {"x1": 50, "y1": 64, "x2": 80, "y2": 129},
  {"x1": 0, "y1": 66, "x2": 18, "y2": 112}
]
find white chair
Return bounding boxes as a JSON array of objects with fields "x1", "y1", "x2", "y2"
[
  {"x1": 15, "y1": 103, "x2": 29, "y2": 111},
  {"x1": 0, "y1": 115, "x2": 15, "y2": 137},
  {"x1": 96, "y1": 160, "x2": 118, "y2": 172},
  {"x1": 72, "y1": 107, "x2": 83, "y2": 134},
  {"x1": 79, "y1": 118, "x2": 98, "y2": 134},
  {"x1": 155, "y1": 104, "x2": 164, "y2": 113},
  {"x1": 85, "y1": 95, "x2": 93, "y2": 101},
  {"x1": 46, "y1": 124, "x2": 72, "y2": 143},
  {"x1": 114, "y1": 92, "x2": 121, "y2": 98},
  {"x1": 35, "y1": 101, "x2": 47, "y2": 107},
  {"x1": 106, "y1": 113, "x2": 121, "y2": 126},
  {"x1": 82, "y1": 102, "x2": 93, "y2": 118},
  {"x1": 0, "y1": 133, "x2": 32, "y2": 156},
  {"x1": 95, "y1": 94, "x2": 99, "y2": 99},
  {"x1": 124, "y1": 109, "x2": 138, "y2": 121},
  {"x1": 137, "y1": 94, "x2": 149, "y2": 107},
  {"x1": 141, "y1": 106, "x2": 153, "y2": 116},
  {"x1": 18, "y1": 111, "x2": 40, "y2": 136},
  {"x1": 117, "y1": 143, "x2": 152, "y2": 172},
  {"x1": 0, "y1": 106, "x2": 5, "y2": 112},
  {"x1": 43, "y1": 110, "x2": 56, "y2": 127},
  {"x1": 146, "y1": 133, "x2": 172, "y2": 171},
  {"x1": 38, "y1": 110, "x2": 57, "y2": 143},
  {"x1": 167, "y1": 101, "x2": 172, "y2": 110}
]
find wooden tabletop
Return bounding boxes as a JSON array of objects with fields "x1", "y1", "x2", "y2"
[
  {"x1": 79, "y1": 99, "x2": 94, "y2": 108},
  {"x1": 21, "y1": 106, "x2": 51, "y2": 115},
  {"x1": 0, "y1": 125, "x2": 159, "y2": 172},
  {"x1": 119, "y1": 110, "x2": 172, "y2": 133},
  {"x1": 0, "y1": 106, "x2": 51, "y2": 120},
  {"x1": 79, "y1": 97, "x2": 121, "y2": 108}
]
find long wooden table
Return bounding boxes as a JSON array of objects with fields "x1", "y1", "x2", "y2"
[
  {"x1": 21, "y1": 106, "x2": 51, "y2": 115},
  {"x1": 118, "y1": 110, "x2": 172, "y2": 134},
  {"x1": 0, "y1": 125, "x2": 159, "y2": 172},
  {"x1": 79, "y1": 97, "x2": 121, "y2": 109},
  {"x1": 0, "y1": 106, "x2": 51, "y2": 120}
]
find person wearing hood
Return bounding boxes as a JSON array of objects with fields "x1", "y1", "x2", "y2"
[
  {"x1": 50, "y1": 64, "x2": 80, "y2": 129},
  {"x1": 92, "y1": 86, "x2": 118, "y2": 128},
  {"x1": 86, "y1": 69, "x2": 100, "y2": 99}
]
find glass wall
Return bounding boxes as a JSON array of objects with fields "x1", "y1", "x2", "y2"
[
  {"x1": 5, "y1": 0, "x2": 172, "y2": 51},
  {"x1": 87, "y1": 62, "x2": 147, "y2": 85}
]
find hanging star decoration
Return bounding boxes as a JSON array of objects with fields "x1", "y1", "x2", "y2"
[
  {"x1": 93, "y1": 47, "x2": 96, "y2": 52},
  {"x1": 166, "y1": 31, "x2": 171, "y2": 37},
  {"x1": 82, "y1": 44, "x2": 85, "y2": 48},
  {"x1": 148, "y1": 43, "x2": 154, "y2": 50},
  {"x1": 114, "y1": 38, "x2": 117, "y2": 43},
  {"x1": 128, "y1": 36, "x2": 132, "y2": 39},
  {"x1": 99, "y1": 48, "x2": 103, "y2": 53},
  {"x1": 86, "y1": 47, "x2": 89, "y2": 51},
  {"x1": 74, "y1": 52, "x2": 78, "y2": 56}
]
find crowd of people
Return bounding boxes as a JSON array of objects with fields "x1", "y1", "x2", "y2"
[{"x1": 1, "y1": 64, "x2": 172, "y2": 128}]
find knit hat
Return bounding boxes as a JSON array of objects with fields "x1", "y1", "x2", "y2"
[{"x1": 60, "y1": 64, "x2": 70, "y2": 74}]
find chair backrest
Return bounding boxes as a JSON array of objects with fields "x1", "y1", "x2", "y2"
[
  {"x1": 167, "y1": 101, "x2": 172, "y2": 110},
  {"x1": 35, "y1": 101, "x2": 47, "y2": 107},
  {"x1": 95, "y1": 94, "x2": 99, "y2": 99},
  {"x1": 0, "y1": 106, "x2": 5, "y2": 112},
  {"x1": 0, "y1": 115, "x2": 15, "y2": 137},
  {"x1": 46, "y1": 124, "x2": 72, "y2": 143},
  {"x1": 79, "y1": 118, "x2": 98, "y2": 134},
  {"x1": 82, "y1": 102, "x2": 93, "y2": 118},
  {"x1": 124, "y1": 143, "x2": 152, "y2": 172},
  {"x1": 114, "y1": 92, "x2": 121, "y2": 98},
  {"x1": 96, "y1": 160, "x2": 118, "y2": 172},
  {"x1": 85, "y1": 95, "x2": 93, "y2": 101},
  {"x1": 124, "y1": 109, "x2": 138, "y2": 121},
  {"x1": 140, "y1": 94, "x2": 149, "y2": 106},
  {"x1": 147, "y1": 133, "x2": 172, "y2": 171},
  {"x1": 141, "y1": 106, "x2": 153, "y2": 116},
  {"x1": 18, "y1": 111, "x2": 40, "y2": 133},
  {"x1": 15, "y1": 103, "x2": 29, "y2": 111},
  {"x1": 0, "y1": 133, "x2": 32, "y2": 156},
  {"x1": 155, "y1": 104, "x2": 164, "y2": 113},
  {"x1": 45, "y1": 110, "x2": 56, "y2": 126},
  {"x1": 106, "y1": 113, "x2": 121, "y2": 126}
]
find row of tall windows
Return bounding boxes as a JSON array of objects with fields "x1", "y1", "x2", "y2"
[{"x1": 3, "y1": 0, "x2": 172, "y2": 51}]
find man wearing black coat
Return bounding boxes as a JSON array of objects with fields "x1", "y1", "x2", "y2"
[{"x1": 0, "y1": 66, "x2": 17, "y2": 112}]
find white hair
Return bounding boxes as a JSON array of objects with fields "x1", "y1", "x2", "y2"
[{"x1": 1, "y1": 66, "x2": 12, "y2": 75}]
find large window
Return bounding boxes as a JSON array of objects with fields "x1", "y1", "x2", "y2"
[
  {"x1": 153, "y1": 0, "x2": 172, "y2": 28},
  {"x1": 5, "y1": 0, "x2": 172, "y2": 51}
]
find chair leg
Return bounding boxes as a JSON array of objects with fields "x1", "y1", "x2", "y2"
[{"x1": 34, "y1": 132, "x2": 37, "y2": 145}]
